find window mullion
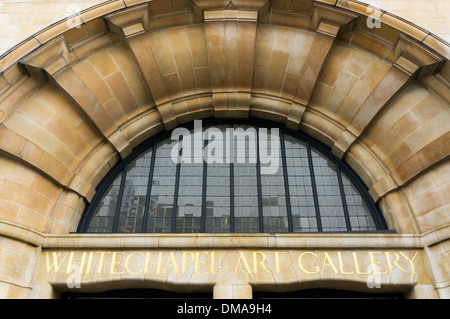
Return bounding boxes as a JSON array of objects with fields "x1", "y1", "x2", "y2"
[
  {"x1": 255, "y1": 124, "x2": 264, "y2": 233},
  {"x1": 112, "y1": 163, "x2": 128, "y2": 233},
  {"x1": 336, "y1": 164, "x2": 352, "y2": 231},
  {"x1": 201, "y1": 124, "x2": 208, "y2": 233},
  {"x1": 306, "y1": 142, "x2": 322, "y2": 232},
  {"x1": 229, "y1": 124, "x2": 235, "y2": 233},
  {"x1": 280, "y1": 131, "x2": 293, "y2": 233},
  {"x1": 141, "y1": 143, "x2": 157, "y2": 233},
  {"x1": 172, "y1": 136, "x2": 183, "y2": 233}
]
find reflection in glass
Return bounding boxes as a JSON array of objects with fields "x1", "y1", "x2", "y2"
[
  {"x1": 82, "y1": 122, "x2": 383, "y2": 234},
  {"x1": 177, "y1": 131, "x2": 203, "y2": 232},
  {"x1": 341, "y1": 171, "x2": 376, "y2": 231},
  {"x1": 284, "y1": 135, "x2": 317, "y2": 232},
  {"x1": 147, "y1": 140, "x2": 177, "y2": 233},
  {"x1": 87, "y1": 172, "x2": 122, "y2": 233},
  {"x1": 260, "y1": 129, "x2": 288, "y2": 233},
  {"x1": 310, "y1": 147, "x2": 347, "y2": 232},
  {"x1": 232, "y1": 125, "x2": 259, "y2": 233},
  {"x1": 117, "y1": 152, "x2": 152, "y2": 233},
  {"x1": 205, "y1": 125, "x2": 231, "y2": 233}
]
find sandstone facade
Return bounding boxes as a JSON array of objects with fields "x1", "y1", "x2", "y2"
[{"x1": 0, "y1": 0, "x2": 448, "y2": 299}]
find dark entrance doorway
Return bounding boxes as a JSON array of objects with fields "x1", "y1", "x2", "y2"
[
  {"x1": 62, "y1": 288, "x2": 403, "y2": 299},
  {"x1": 253, "y1": 289, "x2": 404, "y2": 299}
]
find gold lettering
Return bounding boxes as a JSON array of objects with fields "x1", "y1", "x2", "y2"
[
  {"x1": 110, "y1": 252, "x2": 124, "y2": 274},
  {"x1": 253, "y1": 252, "x2": 271, "y2": 274},
  {"x1": 42, "y1": 249, "x2": 419, "y2": 279},
  {"x1": 125, "y1": 252, "x2": 144, "y2": 274},
  {"x1": 268, "y1": 252, "x2": 286, "y2": 274},
  {"x1": 195, "y1": 251, "x2": 209, "y2": 274},
  {"x1": 369, "y1": 252, "x2": 387, "y2": 274},
  {"x1": 85, "y1": 252, "x2": 95, "y2": 274},
  {"x1": 352, "y1": 252, "x2": 370, "y2": 274},
  {"x1": 337, "y1": 252, "x2": 354, "y2": 275},
  {"x1": 321, "y1": 252, "x2": 339, "y2": 275},
  {"x1": 234, "y1": 252, "x2": 252, "y2": 274},
  {"x1": 400, "y1": 251, "x2": 418, "y2": 274},
  {"x1": 163, "y1": 252, "x2": 180, "y2": 274},
  {"x1": 45, "y1": 251, "x2": 69, "y2": 273},
  {"x1": 210, "y1": 251, "x2": 224, "y2": 274},
  {"x1": 66, "y1": 251, "x2": 87, "y2": 274},
  {"x1": 96, "y1": 252, "x2": 111, "y2": 274},
  {"x1": 385, "y1": 252, "x2": 408, "y2": 274},
  {"x1": 144, "y1": 251, "x2": 163, "y2": 274},
  {"x1": 298, "y1": 252, "x2": 319, "y2": 274},
  {"x1": 182, "y1": 252, "x2": 195, "y2": 274}
]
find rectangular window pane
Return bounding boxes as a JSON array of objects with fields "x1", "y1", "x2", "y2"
[
  {"x1": 260, "y1": 129, "x2": 288, "y2": 233},
  {"x1": 147, "y1": 140, "x2": 177, "y2": 233},
  {"x1": 177, "y1": 161, "x2": 203, "y2": 233},
  {"x1": 205, "y1": 125, "x2": 231, "y2": 233},
  {"x1": 233, "y1": 124, "x2": 259, "y2": 233},
  {"x1": 341, "y1": 171, "x2": 376, "y2": 231},
  {"x1": 117, "y1": 151, "x2": 152, "y2": 233},
  {"x1": 88, "y1": 172, "x2": 122, "y2": 233},
  {"x1": 284, "y1": 135, "x2": 317, "y2": 232},
  {"x1": 310, "y1": 147, "x2": 347, "y2": 232}
]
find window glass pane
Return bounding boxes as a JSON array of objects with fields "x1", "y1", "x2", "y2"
[
  {"x1": 341, "y1": 171, "x2": 376, "y2": 231},
  {"x1": 260, "y1": 129, "x2": 288, "y2": 233},
  {"x1": 146, "y1": 140, "x2": 177, "y2": 233},
  {"x1": 116, "y1": 151, "x2": 152, "y2": 233},
  {"x1": 83, "y1": 121, "x2": 384, "y2": 234},
  {"x1": 284, "y1": 135, "x2": 317, "y2": 232},
  {"x1": 177, "y1": 129, "x2": 203, "y2": 233},
  {"x1": 310, "y1": 147, "x2": 347, "y2": 232},
  {"x1": 205, "y1": 125, "x2": 231, "y2": 233},
  {"x1": 233, "y1": 124, "x2": 259, "y2": 233},
  {"x1": 87, "y1": 172, "x2": 122, "y2": 233}
]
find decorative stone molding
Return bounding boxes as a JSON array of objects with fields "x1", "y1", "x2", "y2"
[
  {"x1": 0, "y1": 0, "x2": 448, "y2": 299},
  {"x1": 20, "y1": 37, "x2": 72, "y2": 81},
  {"x1": 311, "y1": 2, "x2": 359, "y2": 36},
  {"x1": 105, "y1": 4, "x2": 151, "y2": 40}
]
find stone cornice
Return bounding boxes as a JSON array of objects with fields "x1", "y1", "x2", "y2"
[{"x1": 1, "y1": 218, "x2": 447, "y2": 250}]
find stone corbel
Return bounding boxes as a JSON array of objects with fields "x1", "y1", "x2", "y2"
[
  {"x1": 104, "y1": 4, "x2": 151, "y2": 40},
  {"x1": 393, "y1": 34, "x2": 444, "y2": 79},
  {"x1": 20, "y1": 36, "x2": 72, "y2": 81},
  {"x1": 194, "y1": 0, "x2": 269, "y2": 11},
  {"x1": 286, "y1": 103, "x2": 306, "y2": 131},
  {"x1": 311, "y1": 2, "x2": 359, "y2": 38},
  {"x1": 197, "y1": 0, "x2": 270, "y2": 23}
]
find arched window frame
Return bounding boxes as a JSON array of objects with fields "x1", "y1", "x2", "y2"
[{"x1": 77, "y1": 118, "x2": 390, "y2": 234}]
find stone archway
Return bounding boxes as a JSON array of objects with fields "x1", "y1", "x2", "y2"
[{"x1": 0, "y1": 0, "x2": 448, "y2": 299}]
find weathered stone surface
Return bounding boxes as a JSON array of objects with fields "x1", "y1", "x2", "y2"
[{"x1": 0, "y1": 0, "x2": 448, "y2": 299}]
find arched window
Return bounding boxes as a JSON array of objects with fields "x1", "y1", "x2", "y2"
[{"x1": 77, "y1": 119, "x2": 388, "y2": 234}]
